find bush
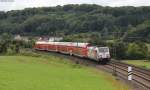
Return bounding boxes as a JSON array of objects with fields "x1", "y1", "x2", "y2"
[
  {"x1": 126, "y1": 42, "x2": 148, "y2": 59},
  {"x1": 19, "y1": 50, "x2": 41, "y2": 57},
  {"x1": 0, "y1": 35, "x2": 35, "y2": 55},
  {"x1": 115, "y1": 42, "x2": 127, "y2": 59},
  {"x1": 109, "y1": 41, "x2": 127, "y2": 59},
  {"x1": 6, "y1": 48, "x2": 16, "y2": 55}
]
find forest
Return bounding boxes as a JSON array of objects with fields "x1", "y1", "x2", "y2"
[{"x1": 0, "y1": 4, "x2": 149, "y2": 42}]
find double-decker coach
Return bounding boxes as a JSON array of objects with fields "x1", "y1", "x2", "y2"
[{"x1": 34, "y1": 41, "x2": 111, "y2": 64}]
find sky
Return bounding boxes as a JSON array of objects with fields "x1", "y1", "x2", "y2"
[{"x1": 0, "y1": 0, "x2": 150, "y2": 11}]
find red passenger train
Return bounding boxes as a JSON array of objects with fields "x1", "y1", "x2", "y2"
[{"x1": 34, "y1": 41, "x2": 111, "y2": 64}]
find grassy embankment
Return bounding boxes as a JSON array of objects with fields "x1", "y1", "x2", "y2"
[
  {"x1": 123, "y1": 60, "x2": 150, "y2": 69},
  {"x1": 122, "y1": 44, "x2": 150, "y2": 69},
  {"x1": 0, "y1": 52, "x2": 130, "y2": 90}
]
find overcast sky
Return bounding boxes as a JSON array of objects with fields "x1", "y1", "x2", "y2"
[{"x1": 0, "y1": 0, "x2": 150, "y2": 11}]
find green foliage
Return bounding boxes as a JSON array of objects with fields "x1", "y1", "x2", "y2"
[
  {"x1": 6, "y1": 44, "x2": 16, "y2": 55},
  {"x1": 112, "y1": 42, "x2": 127, "y2": 59},
  {"x1": 0, "y1": 5, "x2": 150, "y2": 40},
  {"x1": 89, "y1": 33, "x2": 106, "y2": 46},
  {"x1": 6, "y1": 48, "x2": 15, "y2": 55},
  {"x1": 123, "y1": 60, "x2": 150, "y2": 69},
  {"x1": 0, "y1": 33, "x2": 35, "y2": 54},
  {"x1": 63, "y1": 33, "x2": 91, "y2": 42},
  {"x1": 19, "y1": 49, "x2": 41, "y2": 57},
  {"x1": 63, "y1": 32, "x2": 106, "y2": 46},
  {"x1": 123, "y1": 20, "x2": 150, "y2": 43},
  {"x1": 107, "y1": 41, "x2": 150, "y2": 60},
  {"x1": 126, "y1": 42, "x2": 148, "y2": 59}
]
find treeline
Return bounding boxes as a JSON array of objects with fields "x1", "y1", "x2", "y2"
[
  {"x1": 111, "y1": 42, "x2": 150, "y2": 60},
  {"x1": 63, "y1": 33, "x2": 150, "y2": 60},
  {"x1": 0, "y1": 4, "x2": 150, "y2": 42},
  {"x1": 0, "y1": 33, "x2": 34, "y2": 55}
]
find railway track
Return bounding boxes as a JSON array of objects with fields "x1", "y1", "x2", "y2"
[
  {"x1": 34, "y1": 50, "x2": 150, "y2": 90},
  {"x1": 108, "y1": 61, "x2": 150, "y2": 90}
]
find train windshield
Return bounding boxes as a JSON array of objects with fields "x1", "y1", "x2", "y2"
[{"x1": 99, "y1": 47, "x2": 109, "y2": 52}]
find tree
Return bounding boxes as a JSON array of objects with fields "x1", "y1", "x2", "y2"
[
  {"x1": 0, "y1": 4, "x2": 150, "y2": 45},
  {"x1": 126, "y1": 42, "x2": 148, "y2": 59},
  {"x1": 89, "y1": 33, "x2": 106, "y2": 46},
  {"x1": 123, "y1": 20, "x2": 150, "y2": 43},
  {"x1": 112, "y1": 42, "x2": 127, "y2": 59}
]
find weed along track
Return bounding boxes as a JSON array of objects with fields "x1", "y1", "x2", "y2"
[{"x1": 35, "y1": 50, "x2": 150, "y2": 90}]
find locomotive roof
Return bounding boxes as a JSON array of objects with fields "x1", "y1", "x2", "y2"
[{"x1": 36, "y1": 41, "x2": 90, "y2": 48}]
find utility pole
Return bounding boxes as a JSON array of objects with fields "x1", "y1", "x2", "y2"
[
  {"x1": 112, "y1": 32, "x2": 117, "y2": 76},
  {"x1": 111, "y1": 31, "x2": 123, "y2": 76}
]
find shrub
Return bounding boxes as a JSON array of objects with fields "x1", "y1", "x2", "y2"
[
  {"x1": 126, "y1": 42, "x2": 148, "y2": 59},
  {"x1": 19, "y1": 50, "x2": 41, "y2": 57},
  {"x1": 6, "y1": 48, "x2": 16, "y2": 55}
]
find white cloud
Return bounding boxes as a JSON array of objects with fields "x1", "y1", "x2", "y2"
[
  {"x1": 0, "y1": 0, "x2": 150, "y2": 11},
  {"x1": 107, "y1": 0, "x2": 150, "y2": 7}
]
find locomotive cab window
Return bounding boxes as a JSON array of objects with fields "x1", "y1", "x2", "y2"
[{"x1": 99, "y1": 47, "x2": 109, "y2": 52}]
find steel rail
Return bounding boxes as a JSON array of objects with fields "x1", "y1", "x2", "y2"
[{"x1": 109, "y1": 61, "x2": 150, "y2": 89}]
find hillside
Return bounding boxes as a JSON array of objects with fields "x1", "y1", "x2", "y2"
[
  {"x1": 0, "y1": 55, "x2": 129, "y2": 90},
  {"x1": 0, "y1": 4, "x2": 150, "y2": 42}
]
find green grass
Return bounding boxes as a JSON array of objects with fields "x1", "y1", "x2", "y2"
[
  {"x1": 123, "y1": 60, "x2": 150, "y2": 69},
  {"x1": 0, "y1": 55, "x2": 129, "y2": 90}
]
